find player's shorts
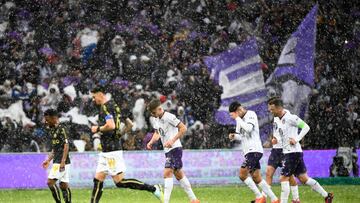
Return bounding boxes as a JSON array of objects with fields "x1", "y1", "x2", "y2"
[
  {"x1": 165, "y1": 147, "x2": 183, "y2": 170},
  {"x1": 241, "y1": 152, "x2": 263, "y2": 172},
  {"x1": 48, "y1": 164, "x2": 71, "y2": 183},
  {"x1": 267, "y1": 148, "x2": 284, "y2": 169},
  {"x1": 281, "y1": 152, "x2": 307, "y2": 177},
  {"x1": 96, "y1": 150, "x2": 126, "y2": 176}
]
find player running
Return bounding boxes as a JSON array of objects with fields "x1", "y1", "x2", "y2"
[
  {"x1": 267, "y1": 97, "x2": 333, "y2": 203},
  {"x1": 42, "y1": 109, "x2": 72, "y2": 203},
  {"x1": 228, "y1": 101, "x2": 279, "y2": 203},
  {"x1": 265, "y1": 109, "x2": 300, "y2": 203},
  {"x1": 90, "y1": 87, "x2": 163, "y2": 203},
  {"x1": 147, "y1": 99, "x2": 200, "y2": 203}
]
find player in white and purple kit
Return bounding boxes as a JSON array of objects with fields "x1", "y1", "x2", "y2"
[
  {"x1": 228, "y1": 101, "x2": 279, "y2": 203},
  {"x1": 265, "y1": 110, "x2": 300, "y2": 203},
  {"x1": 267, "y1": 97, "x2": 334, "y2": 203},
  {"x1": 147, "y1": 99, "x2": 200, "y2": 203}
]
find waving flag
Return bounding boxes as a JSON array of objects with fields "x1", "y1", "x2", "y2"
[
  {"x1": 266, "y1": 5, "x2": 318, "y2": 118},
  {"x1": 204, "y1": 38, "x2": 271, "y2": 140}
]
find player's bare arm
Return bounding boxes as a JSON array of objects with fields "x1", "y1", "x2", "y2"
[
  {"x1": 60, "y1": 143, "x2": 69, "y2": 172},
  {"x1": 42, "y1": 150, "x2": 54, "y2": 169},
  {"x1": 147, "y1": 130, "x2": 161, "y2": 150},
  {"x1": 91, "y1": 117, "x2": 116, "y2": 133},
  {"x1": 164, "y1": 122, "x2": 186, "y2": 148}
]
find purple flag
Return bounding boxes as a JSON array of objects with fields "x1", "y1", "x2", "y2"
[
  {"x1": 204, "y1": 38, "x2": 271, "y2": 141},
  {"x1": 267, "y1": 5, "x2": 318, "y2": 118}
]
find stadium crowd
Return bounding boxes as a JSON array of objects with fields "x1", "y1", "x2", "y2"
[{"x1": 0, "y1": 0, "x2": 358, "y2": 154}]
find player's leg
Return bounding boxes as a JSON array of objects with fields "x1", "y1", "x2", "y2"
[
  {"x1": 174, "y1": 169, "x2": 199, "y2": 202},
  {"x1": 164, "y1": 168, "x2": 174, "y2": 203},
  {"x1": 239, "y1": 156, "x2": 263, "y2": 201},
  {"x1": 280, "y1": 175, "x2": 291, "y2": 203},
  {"x1": 59, "y1": 182, "x2": 71, "y2": 203},
  {"x1": 252, "y1": 169, "x2": 278, "y2": 203},
  {"x1": 295, "y1": 153, "x2": 333, "y2": 202},
  {"x1": 289, "y1": 175, "x2": 300, "y2": 202},
  {"x1": 265, "y1": 165, "x2": 276, "y2": 185},
  {"x1": 47, "y1": 163, "x2": 62, "y2": 203},
  {"x1": 280, "y1": 153, "x2": 297, "y2": 203},
  {"x1": 113, "y1": 172, "x2": 158, "y2": 192},
  {"x1": 297, "y1": 173, "x2": 333, "y2": 202},
  {"x1": 90, "y1": 172, "x2": 106, "y2": 203}
]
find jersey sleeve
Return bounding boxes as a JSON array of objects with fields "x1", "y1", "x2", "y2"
[
  {"x1": 166, "y1": 113, "x2": 181, "y2": 127},
  {"x1": 288, "y1": 114, "x2": 304, "y2": 127},
  {"x1": 102, "y1": 104, "x2": 115, "y2": 121},
  {"x1": 150, "y1": 117, "x2": 159, "y2": 130},
  {"x1": 60, "y1": 126, "x2": 69, "y2": 144}
]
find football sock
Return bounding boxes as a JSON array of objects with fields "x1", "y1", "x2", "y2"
[
  {"x1": 281, "y1": 181, "x2": 290, "y2": 203},
  {"x1": 305, "y1": 178, "x2": 328, "y2": 198},
  {"x1": 291, "y1": 185, "x2": 300, "y2": 200},
  {"x1": 91, "y1": 178, "x2": 103, "y2": 203},
  {"x1": 258, "y1": 180, "x2": 278, "y2": 201},
  {"x1": 116, "y1": 178, "x2": 156, "y2": 192},
  {"x1": 244, "y1": 177, "x2": 262, "y2": 198},
  {"x1": 164, "y1": 178, "x2": 173, "y2": 203},
  {"x1": 179, "y1": 176, "x2": 197, "y2": 200},
  {"x1": 49, "y1": 184, "x2": 61, "y2": 203},
  {"x1": 61, "y1": 187, "x2": 72, "y2": 203}
]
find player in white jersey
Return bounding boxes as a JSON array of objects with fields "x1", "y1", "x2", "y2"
[
  {"x1": 228, "y1": 101, "x2": 279, "y2": 203},
  {"x1": 265, "y1": 110, "x2": 300, "y2": 203},
  {"x1": 267, "y1": 97, "x2": 334, "y2": 203},
  {"x1": 147, "y1": 99, "x2": 200, "y2": 203}
]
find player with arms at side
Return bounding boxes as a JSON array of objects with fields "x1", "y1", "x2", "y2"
[
  {"x1": 228, "y1": 101, "x2": 279, "y2": 203},
  {"x1": 147, "y1": 99, "x2": 200, "y2": 203},
  {"x1": 42, "y1": 109, "x2": 72, "y2": 203},
  {"x1": 267, "y1": 97, "x2": 333, "y2": 203},
  {"x1": 90, "y1": 87, "x2": 163, "y2": 203},
  {"x1": 265, "y1": 109, "x2": 300, "y2": 203}
]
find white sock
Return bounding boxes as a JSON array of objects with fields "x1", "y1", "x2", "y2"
[
  {"x1": 164, "y1": 178, "x2": 173, "y2": 203},
  {"x1": 258, "y1": 180, "x2": 278, "y2": 201},
  {"x1": 281, "y1": 181, "x2": 290, "y2": 203},
  {"x1": 305, "y1": 178, "x2": 328, "y2": 198},
  {"x1": 291, "y1": 185, "x2": 300, "y2": 200},
  {"x1": 243, "y1": 177, "x2": 262, "y2": 198},
  {"x1": 179, "y1": 176, "x2": 197, "y2": 201}
]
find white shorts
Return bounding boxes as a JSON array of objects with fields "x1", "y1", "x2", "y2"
[
  {"x1": 96, "y1": 150, "x2": 126, "y2": 176},
  {"x1": 48, "y1": 164, "x2": 71, "y2": 183}
]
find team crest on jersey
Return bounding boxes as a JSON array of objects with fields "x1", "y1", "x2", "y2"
[
  {"x1": 282, "y1": 119, "x2": 285, "y2": 124},
  {"x1": 273, "y1": 122, "x2": 278, "y2": 130}
]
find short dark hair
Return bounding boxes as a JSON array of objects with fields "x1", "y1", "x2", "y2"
[
  {"x1": 268, "y1": 97, "x2": 283, "y2": 107},
  {"x1": 148, "y1": 99, "x2": 161, "y2": 112},
  {"x1": 229, "y1": 101, "x2": 241, "y2": 113},
  {"x1": 91, "y1": 86, "x2": 106, "y2": 94},
  {"x1": 44, "y1": 109, "x2": 59, "y2": 117}
]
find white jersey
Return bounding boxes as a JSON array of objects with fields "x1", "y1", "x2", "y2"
[
  {"x1": 150, "y1": 112, "x2": 182, "y2": 153},
  {"x1": 235, "y1": 110, "x2": 263, "y2": 155},
  {"x1": 272, "y1": 109, "x2": 290, "y2": 149},
  {"x1": 275, "y1": 111, "x2": 304, "y2": 154}
]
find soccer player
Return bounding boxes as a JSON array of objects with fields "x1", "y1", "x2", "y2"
[
  {"x1": 228, "y1": 101, "x2": 279, "y2": 203},
  {"x1": 42, "y1": 109, "x2": 72, "y2": 203},
  {"x1": 147, "y1": 99, "x2": 200, "y2": 203},
  {"x1": 265, "y1": 110, "x2": 300, "y2": 203},
  {"x1": 90, "y1": 87, "x2": 163, "y2": 203},
  {"x1": 267, "y1": 97, "x2": 334, "y2": 203}
]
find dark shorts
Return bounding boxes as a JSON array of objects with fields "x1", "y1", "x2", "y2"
[
  {"x1": 241, "y1": 152, "x2": 263, "y2": 172},
  {"x1": 268, "y1": 148, "x2": 285, "y2": 169},
  {"x1": 281, "y1": 152, "x2": 307, "y2": 177},
  {"x1": 165, "y1": 147, "x2": 183, "y2": 170}
]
